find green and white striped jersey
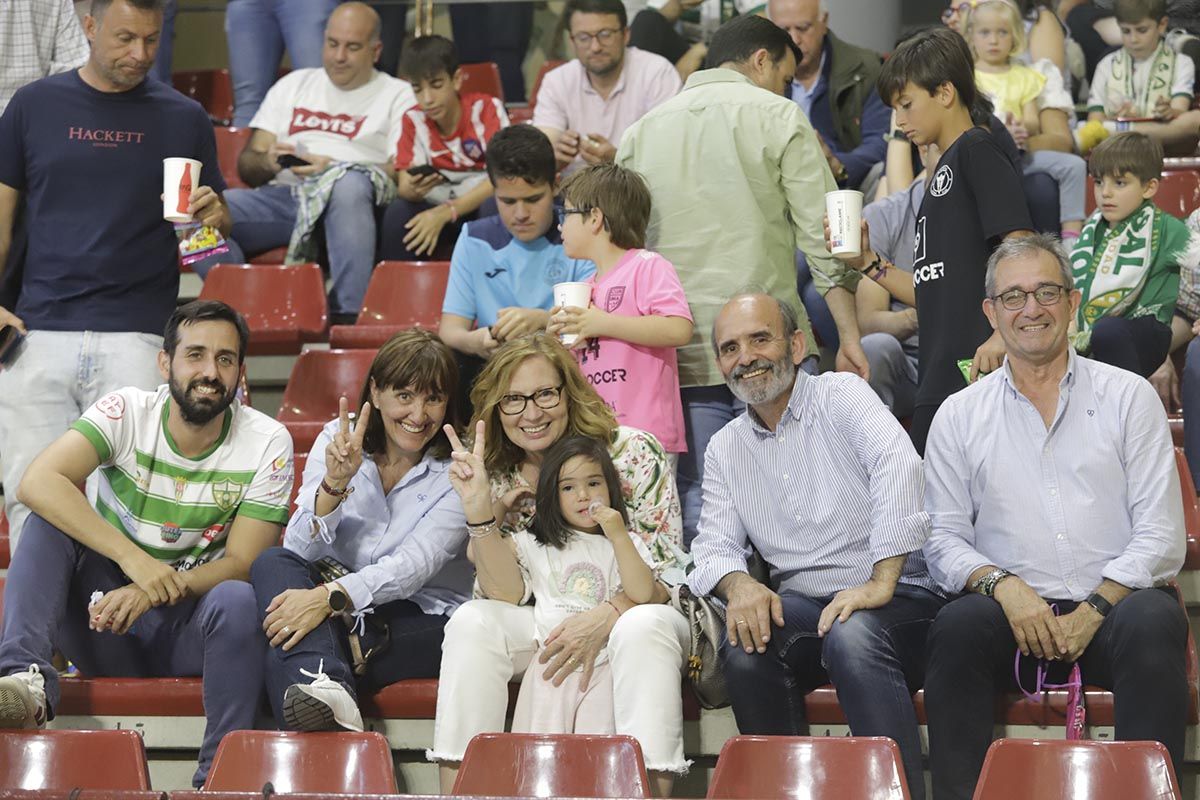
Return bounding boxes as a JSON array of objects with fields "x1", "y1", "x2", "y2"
[{"x1": 71, "y1": 386, "x2": 294, "y2": 570}]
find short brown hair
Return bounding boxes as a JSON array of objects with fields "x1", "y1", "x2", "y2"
[
  {"x1": 469, "y1": 332, "x2": 617, "y2": 474},
  {"x1": 559, "y1": 163, "x2": 651, "y2": 250},
  {"x1": 1115, "y1": 0, "x2": 1167, "y2": 24},
  {"x1": 1088, "y1": 131, "x2": 1163, "y2": 183},
  {"x1": 359, "y1": 329, "x2": 460, "y2": 459}
]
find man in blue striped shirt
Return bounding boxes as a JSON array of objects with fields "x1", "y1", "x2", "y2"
[
  {"x1": 922, "y1": 234, "x2": 1188, "y2": 799},
  {"x1": 689, "y1": 291, "x2": 945, "y2": 800}
]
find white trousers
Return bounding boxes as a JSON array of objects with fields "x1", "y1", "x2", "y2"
[{"x1": 430, "y1": 599, "x2": 691, "y2": 773}]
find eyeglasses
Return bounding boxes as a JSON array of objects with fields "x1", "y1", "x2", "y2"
[
  {"x1": 556, "y1": 207, "x2": 590, "y2": 225},
  {"x1": 991, "y1": 284, "x2": 1068, "y2": 311},
  {"x1": 941, "y1": 0, "x2": 981, "y2": 22},
  {"x1": 498, "y1": 384, "x2": 565, "y2": 415},
  {"x1": 570, "y1": 28, "x2": 622, "y2": 46}
]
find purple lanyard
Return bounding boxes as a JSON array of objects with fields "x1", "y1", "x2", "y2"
[{"x1": 1013, "y1": 603, "x2": 1087, "y2": 739}]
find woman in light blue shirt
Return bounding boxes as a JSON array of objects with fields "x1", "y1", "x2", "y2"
[{"x1": 249, "y1": 329, "x2": 471, "y2": 733}]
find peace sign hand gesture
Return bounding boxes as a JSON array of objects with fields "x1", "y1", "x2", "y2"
[
  {"x1": 444, "y1": 420, "x2": 494, "y2": 521},
  {"x1": 324, "y1": 396, "x2": 372, "y2": 488}
]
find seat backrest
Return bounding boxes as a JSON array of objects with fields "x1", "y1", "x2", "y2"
[
  {"x1": 172, "y1": 69, "x2": 235, "y2": 124},
  {"x1": 277, "y1": 349, "x2": 378, "y2": 423},
  {"x1": 973, "y1": 739, "x2": 1181, "y2": 800},
  {"x1": 459, "y1": 62, "x2": 505, "y2": 102},
  {"x1": 529, "y1": 60, "x2": 566, "y2": 108},
  {"x1": 214, "y1": 127, "x2": 252, "y2": 191},
  {"x1": 0, "y1": 730, "x2": 152, "y2": 790},
  {"x1": 1174, "y1": 448, "x2": 1200, "y2": 567},
  {"x1": 1085, "y1": 170, "x2": 1200, "y2": 217},
  {"x1": 358, "y1": 261, "x2": 451, "y2": 329},
  {"x1": 707, "y1": 736, "x2": 910, "y2": 800},
  {"x1": 204, "y1": 731, "x2": 396, "y2": 793},
  {"x1": 453, "y1": 733, "x2": 651, "y2": 798},
  {"x1": 199, "y1": 263, "x2": 328, "y2": 339}
]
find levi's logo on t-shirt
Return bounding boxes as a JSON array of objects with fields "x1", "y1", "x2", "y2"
[{"x1": 288, "y1": 108, "x2": 366, "y2": 139}]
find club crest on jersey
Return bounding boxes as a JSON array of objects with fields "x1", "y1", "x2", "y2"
[
  {"x1": 605, "y1": 287, "x2": 625, "y2": 312},
  {"x1": 463, "y1": 138, "x2": 483, "y2": 161},
  {"x1": 211, "y1": 479, "x2": 244, "y2": 512},
  {"x1": 288, "y1": 108, "x2": 366, "y2": 139},
  {"x1": 174, "y1": 475, "x2": 187, "y2": 501},
  {"x1": 161, "y1": 522, "x2": 182, "y2": 543},
  {"x1": 930, "y1": 165, "x2": 953, "y2": 197}
]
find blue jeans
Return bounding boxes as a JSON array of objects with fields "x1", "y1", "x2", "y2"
[
  {"x1": 862, "y1": 332, "x2": 918, "y2": 417},
  {"x1": 678, "y1": 362, "x2": 817, "y2": 547},
  {"x1": 378, "y1": 195, "x2": 498, "y2": 262},
  {"x1": 193, "y1": 173, "x2": 380, "y2": 314},
  {"x1": 225, "y1": 0, "x2": 337, "y2": 127},
  {"x1": 249, "y1": 547, "x2": 448, "y2": 727},
  {"x1": 0, "y1": 331, "x2": 163, "y2": 550},
  {"x1": 1182, "y1": 336, "x2": 1200, "y2": 487},
  {"x1": 926, "y1": 589, "x2": 1188, "y2": 800},
  {"x1": 1023, "y1": 149, "x2": 1087, "y2": 228},
  {"x1": 0, "y1": 515, "x2": 264, "y2": 787},
  {"x1": 794, "y1": 252, "x2": 839, "y2": 351},
  {"x1": 150, "y1": 0, "x2": 178, "y2": 85},
  {"x1": 721, "y1": 584, "x2": 945, "y2": 800}
]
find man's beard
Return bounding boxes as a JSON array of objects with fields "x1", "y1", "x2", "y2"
[
  {"x1": 169, "y1": 372, "x2": 237, "y2": 426},
  {"x1": 726, "y1": 348, "x2": 797, "y2": 407}
]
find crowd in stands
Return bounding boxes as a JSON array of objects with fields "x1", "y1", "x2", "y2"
[{"x1": 2, "y1": 1, "x2": 1200, "y2": 799}]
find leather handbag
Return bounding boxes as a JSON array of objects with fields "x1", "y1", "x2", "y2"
[{"x1": 669, "y1": 582, "x2": 730, "y2": 709}]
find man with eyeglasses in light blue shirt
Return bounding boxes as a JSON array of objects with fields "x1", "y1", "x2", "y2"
[
  {"x1": 922, "y1": 233, "x2": 1188, "y2": 800},
  {"x1": 689, "y1": 290, "x2": 944, "y2": 800}
]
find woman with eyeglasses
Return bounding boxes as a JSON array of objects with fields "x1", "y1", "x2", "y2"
[{"x1": 429, "y1": 332, "x2": 688, "y2": 796}]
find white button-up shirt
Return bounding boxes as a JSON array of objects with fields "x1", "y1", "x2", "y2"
[
  {"x1": 923, "y1": 350, "x2": 1185, "y2": 599},
  {"x1": 689, "y1": 371, "x2": 939, "y2": 599}
]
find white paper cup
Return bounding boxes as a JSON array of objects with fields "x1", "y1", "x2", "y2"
[
  {"x1": 163, "y1": 157, "x2": 202, "y2": 223},
  {"x1": 825, "y1": 189, "x2": 864, "y2": 259},
  {"x1": 553, "y1": 281, "x2": 592, "y2": 345}
]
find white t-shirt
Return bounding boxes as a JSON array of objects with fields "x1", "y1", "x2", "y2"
[
  {"x1": 512, "y1": 528, "x2": 657, "y2": 663},
  {"x1": 250, "y1": 68, "x2": 416, "y2": 166},
  {"x1": 71, "y1": 386, "x2": 294, "y2": 570},
  {"x1": 1088, "y1": 49, "x2": 1195, "y2": 115}
]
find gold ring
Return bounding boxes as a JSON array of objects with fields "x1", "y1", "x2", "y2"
[
  {"x1": 282, "y1": 626, "x2": 291, "y2": 634},
  {"x1": 736, "y1": 619, "x2": 747, "y2": 625}
]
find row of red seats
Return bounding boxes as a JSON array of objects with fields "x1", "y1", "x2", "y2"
[{"x1": 0, "y1": 728, "x2": 1182, "y2": 800}]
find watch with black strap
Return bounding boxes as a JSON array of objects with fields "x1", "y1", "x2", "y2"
[
  {"x1": 1084, "y1": 592, "x2": 1113, "y2": 618},
  {"x1": 325, "y1": 582, "x2": 349, "y2": 613}
]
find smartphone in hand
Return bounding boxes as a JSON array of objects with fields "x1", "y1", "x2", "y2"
[
  {"x1": 406, "y1": 164, "x2": 442, "y2": 179},
  {"x1": 277, "y1": 153, "x2": 311, "y2": 169},
  {"x1": 0, "y1": 324, "x2": 24, "y2": 366}
]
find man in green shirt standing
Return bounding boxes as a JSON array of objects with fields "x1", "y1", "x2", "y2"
[{"x1": 616, "y1": 14, "x2": 865, "y2": 545}]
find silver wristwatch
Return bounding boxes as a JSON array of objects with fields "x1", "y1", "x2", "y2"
[{"x1": 970, "y1": 568, "x2": 1014, "y2": 597}]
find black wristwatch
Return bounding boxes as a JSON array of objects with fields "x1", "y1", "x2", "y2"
[
  {"x1": 325, "y1": 582, "x2": 349, "y2": 613},
  {"x1": 1084, "y1": 592, "x2": 1113, "y2": 618}
]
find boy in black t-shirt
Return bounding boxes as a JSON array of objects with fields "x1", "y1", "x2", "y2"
[{"x1": 836, "y1": 27, "x2": 1033, "y2": 453}]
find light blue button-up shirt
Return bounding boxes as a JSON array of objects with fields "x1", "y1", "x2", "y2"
[
  {"x1": 923, "y1": 351, "x2": 1185, "y2": 599},
  {"x1": 789, "y1": 51, "x2": 827, "y2": 121},
  {"x1": 284, "y1": 420, "x2": 472, "y2": 615},
  {"x1": 689, "y1": 371, "x2": 939, "y2": 599}
]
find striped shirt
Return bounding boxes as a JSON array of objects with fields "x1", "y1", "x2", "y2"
[
  {"x1": 72, "y1": 386, "x2": 294, "y2": 569},
  {"x1": 689, "y1": 371, "x2": 939, "y2": 599},
  {"x1": 923, "y1": 351, "x2": 1186, "y2": 599},
  {"x1": 394, "y1": 92, "x2": 508, "y2": 206}
]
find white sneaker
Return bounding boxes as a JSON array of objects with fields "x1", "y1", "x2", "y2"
[
  {"x1": 0, "y1": 665, "x2": 47, "y2": 728},
  {"x1": 281, "y1": 659, "x2": 364, "y2": 732}
]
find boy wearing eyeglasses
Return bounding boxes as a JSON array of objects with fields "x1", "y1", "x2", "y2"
[
  {"x1": 548, "y1": 163, "x2": 693, "y2": 468},
  {"x1": 534, "y1": 0, "x2": 681, "y2": 175},
  {"x1": 1068, "y1": 132, "x2": 1197, "y2": 376}
]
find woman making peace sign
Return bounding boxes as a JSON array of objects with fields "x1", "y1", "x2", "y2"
[{"x1": 249, "y1": 330, "x2": 473, "y2": 733}]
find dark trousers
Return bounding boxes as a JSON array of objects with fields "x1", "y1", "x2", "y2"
[
  {"x1": 449, "y1": 3, "x2": 534, "y2": 102},
  {"x1": 925, "y1": 588, "x2": 1188, "y2": 800},
  {"x1": 249, "y1": 547, "x2": 447, "y2": 727},
  {"x1": 0, "y1": 514, "x2": 263, "y2": 787},
  {"x1": 378, "y1": 195, "x2": 498, "y2": 263},
  {"x1": 721, "y1": 584, "x2": 946, "y2": 800},
  {"x1": 1089, "y1": 315, "x2": 1172, "y2": 378}
]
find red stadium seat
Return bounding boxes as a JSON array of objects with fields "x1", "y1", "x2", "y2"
[
  {"x1": 1085, "y1": 170, "x2": 1200, "y2": 218},
  {"x1": 0, "y1": 509, "x2": 8, "y2": 569},
  {"x1": 199, "y1": 263, "x2": 328, "y2": 355},
  {"x1": 707, "y1": 736, "x2": 910, "y2": 800},
  {"x1": 328, "y1": 261, "x2": 450, "y2": 349},
  {"x1": 204, "y1": 730, "x2": 396, "y2": 792},
  {"x1": 0, "y1": 730, "x2": 151, "y2": 790},
  {"x1": 459, "y1": 62, "x2": 505, "y2": 102},
  {"x1": 972, "y1": 739, "x2": 1181, "y2": 800},
  {"x1": 509, "y1": 59, "x2": 567, "y2": 124},
  {"x1": 1171, "y1": 413, "x2": 1185, "y2": 447},
  {"x1": 276, "y1": 349, "x2": 377, "y2": 454},
  {"x1": 173, "y1": 70, "x2": 235, "y2": 125},
  {"x1": 214, "y1": 127, "x2": 252, "y2": 191},
  {"x1": 1175, "y1": 447, "x2": 1200, "y2": 569},
  {"x1": 453, "y1": 733, "x2": 652, "y2": 798},
  {"x1": 290, "y1": 451, "x2": 308, "y2": 509},
  {"x1": 249, "y1": 247, "x2": 290, "y2": 264}
]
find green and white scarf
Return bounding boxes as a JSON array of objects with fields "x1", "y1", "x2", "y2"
[
  {"x1": 286, "y1": 163, "x2": 397, "y2": 265},
  {"x1": 1069, "y1": 201, "x2": 1162, "y2": 352},
  {"x1": 1106, "y1": 41, "x2": 1176, "y2": 117}
]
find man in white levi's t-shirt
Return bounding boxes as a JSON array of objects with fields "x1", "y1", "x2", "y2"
[{"x1": 193, "y1": 1, "x2": 416, "y2": 322}]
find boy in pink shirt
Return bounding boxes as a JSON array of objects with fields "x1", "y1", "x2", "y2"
[{"x1": 548, "y1": 163, "x2": 693, "y2": 460}]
